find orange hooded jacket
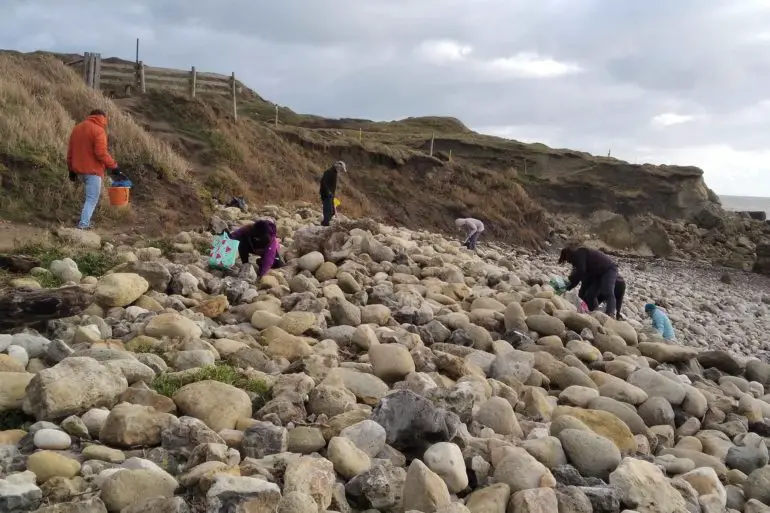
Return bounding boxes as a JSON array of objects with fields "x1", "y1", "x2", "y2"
[{"x1": 66, "y1": 114, "x2": 117, "y2": 177}]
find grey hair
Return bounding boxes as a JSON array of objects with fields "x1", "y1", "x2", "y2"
[{"x1": 333, "y1": 161, "x2": 347, "y2": 172}]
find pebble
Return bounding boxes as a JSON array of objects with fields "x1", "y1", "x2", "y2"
[
  {"x1": 32, "y1": 429, "x2": 71, "y2": 450},
  {"x1": 3, "y1": 204, "x2": 770, "y2": 513}
]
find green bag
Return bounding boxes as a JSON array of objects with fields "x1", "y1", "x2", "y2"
[{"x1": 208, "y1": 233, "x2": 239, "y2": 269}]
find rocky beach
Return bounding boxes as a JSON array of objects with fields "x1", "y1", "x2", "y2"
[{"x1": 1, "y1": 204, "x2": 770, "y2": 513}]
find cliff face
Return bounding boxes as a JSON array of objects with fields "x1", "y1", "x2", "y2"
[
  {"x1": 526, "y1": 162, "x2": 717, "y2": 219},
  {"x1": 423, "y1": 137, "x2": 719, "y2": 221},
  {"x1": 2, "y1": 49, "x2": 729, "y2": 251}
]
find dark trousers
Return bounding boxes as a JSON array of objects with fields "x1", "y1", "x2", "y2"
[
  {"x1": 579, "y1": 266, "x2": 619, "y2": 317},
  {"x1": 465, "y1": 231, "x2": 481, "y2": 250},
  {"x1": 589, "y1": 278, "x2": 626, "y2": 319},
  {"x1": 321, "y1": 195, "x2": 335, "y2": 226}
]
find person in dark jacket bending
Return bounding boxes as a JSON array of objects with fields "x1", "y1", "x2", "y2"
[
  {"x1": 320, "y1": 161, "x2": 347, "y2": 226},
  {"x1": 228, "y1": 219, "x2": 282, "y2": 277},
  {"x1": 558, "y1": 246, "x2": 620, "y2": 317},
  {"x1": 585, "y1": 274, "x2": 626, "y2": 320}
]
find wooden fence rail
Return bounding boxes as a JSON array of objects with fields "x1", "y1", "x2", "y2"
[{"x1": 73, "y1": 52, "x2": 241, "y2": 120}]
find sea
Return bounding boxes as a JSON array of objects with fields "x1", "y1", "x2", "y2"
[{"x1": 719, "y1": 195, "x2": 770, "y2": 217}]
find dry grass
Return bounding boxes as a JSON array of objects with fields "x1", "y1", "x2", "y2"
[
  {"x1": 0, "y1": 51, "x2": 557, "y2": 246},
  {"x1": 0, "y1": 52, "x2": 196, "y2": 225},
  {"x1": 0, "y1": 53, "x2": 190, "y2": 176}
]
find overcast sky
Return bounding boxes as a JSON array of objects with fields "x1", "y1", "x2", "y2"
[{"x1": 4, "y1": 0, "x2": 770, "y2": 197}]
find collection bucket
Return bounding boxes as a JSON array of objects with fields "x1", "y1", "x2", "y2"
[{"x1": 107, "y1": 187, "x2": 130, "y2": 207}]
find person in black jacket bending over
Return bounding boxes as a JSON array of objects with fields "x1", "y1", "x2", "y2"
[
  {"x1": 588, "y1": 274, "x2": 626, "y2": 320},
  {"x1": 320, "y1": 161, "x2": 347, "y2": 226},
  {"x1": 558, "y1": 246, "x2": 620, "y2": 318}
]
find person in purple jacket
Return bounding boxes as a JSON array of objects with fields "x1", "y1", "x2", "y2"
[{"x1": 228, "y1": 219, "x2": 283, "y2": 277}]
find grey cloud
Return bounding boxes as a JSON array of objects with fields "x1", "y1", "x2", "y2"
[{"x1": 3, "y1": 0, "x2": 770, "y2": 194}]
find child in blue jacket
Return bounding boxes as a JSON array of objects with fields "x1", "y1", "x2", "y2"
[{"x1": 645, "y1": 303, "x2": 676, "y2": 341}]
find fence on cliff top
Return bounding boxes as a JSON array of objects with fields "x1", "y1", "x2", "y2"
[
  {"x1": 69, "y1": 52, "x2": 245, "y2": 120},
  {"x1": 67, "y1": 53, "x2": 447, "y2": 157}
]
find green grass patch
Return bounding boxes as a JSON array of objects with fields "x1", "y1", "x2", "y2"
[
  {"x1": 128, "y1": 342, "x2": 166, "y2": 356},
  {"x1": 151, "y1": 362, "x2": 271, "y2": 409},
  {"x1": 36, "y1": 272, "x2": 63, "y2": 288},
  {"x1": 74, "y1": 252, "x2": 120, "y2": 277},
  {"x1": 7, "y1": 242, "x2": 120, "y2": 278},
  {"x1": 7, "y1": 241, "x2": 65, "y2": 268}
]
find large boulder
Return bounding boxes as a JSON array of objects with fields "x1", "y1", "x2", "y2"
[
  {"x1": 690, "y1": 202, "x2": 725, "y2": 230},
  {"x1": 205, "y1": 475, "x2": 281, "y2": 513},
  {"x1": 609, "y1": 457, "x2": 687, "y2": 513},
  {"x1": 283, "y1": 456, "x2": 336, "y2": 511},
  {"x1": 558, "y1": 429, "x2": 621, "y2": 480},
  {"x1": 120, "y1": 261, "x2": 172, "y2": 292},
  {"x1": 22, "y1": 357, "x2": 127, "y2": 420},
  {"x1": 0, "y1": 372, "x2": 34, "y2": 411},
  {"x1": 99, "y1": 402, "x2": 180, "y2": 447},
  {"x1": 423, "y1": 442, "x2": 468, "y2": 494},
  {"x1": 55, "y1": 227, "x2": 101, "y2": 249},
  {"x1": 744, "y1": 465, "x2": 770, "y2": 504},
  {"x1": 753, "y1": 243, "x2": 770, "y2": 276},
  {"x1": 95, "y1": 273, "x2": 149, "y2": 307},
  {"x1": 50, "y1": 258, "x2": 82, "y2": 283},
  {"x1": 371, "y1": 390, "x2": 461, "y2": 457},
  {"x1": 591, "y1": 212, "x2": 635, "y2": 249},
  {"x1": 144, "y1": 313, "x2": 202, "y2": 339},
  {"x1": 173, "y1": 380, "x2": 252, "y2": 432},
  {"x1": 368, "y1": 344, "x2": 415, "y2": 383},
  {"x1": 100, "y1": 469, "x2": 178, "y2": 512},
  {"x1": 627, "y1": 368, "x2": 686, "y2": 405},
  {"x1": 631, "y1": 216, "x2": 674, "y2": 258},
  {"x1": 401, "y1": 459, "x2": 451, "y2": 512},
  {"x1": 493, "y1": 447, "x2": 555, "y2": 493},
  {"x1": 552, "y1": 406, "x2": 636, "y2": 453}
]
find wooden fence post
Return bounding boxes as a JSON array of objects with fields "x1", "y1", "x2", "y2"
[
  {"x1": 93, "y1": 53, "x2": 101, "y2": 90},
  {"x1": 429, "y1": 132, "x2": 435, "y2": 156},
  {"x1": 190, "y1": 66, "x2": 197, "y2": 98},
  {"x1": 139, "y1": 62, "x2": 146, "y2": 93},
  {"x1": 231, "y1": 72, "x2": 238, "y2": 121},
  {"x1": 449, "y1": 149, "x2": 452, "y2": 162},
  {"x1": 88, "y1": 54, "x2": 97, "y2": 89},
  {"x1": 274, "y1": 105, "x2": 278, "y2": 126},
  {"x1": 359, "y1": 128, "x2": 362, "y2": 142},
  {"x1": 82, "y1": 52, "x2": 91, "y2": 85}
]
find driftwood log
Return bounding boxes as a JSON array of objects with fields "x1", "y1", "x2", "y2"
[
  {"x1": 0, "y1": 255, "x2": 42, "y2": 274},
  {"x1": 0, "y1": 286, "x2": 94, "y2": 331}
]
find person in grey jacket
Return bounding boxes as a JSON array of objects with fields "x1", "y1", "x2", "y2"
[{"x1": 455, "y1": 218, "x2": 485, "y2": 249}]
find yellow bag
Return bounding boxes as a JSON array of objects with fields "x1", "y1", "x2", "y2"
[{"x1": 333, "y1": 198, "x2": 341, "y2": 207}]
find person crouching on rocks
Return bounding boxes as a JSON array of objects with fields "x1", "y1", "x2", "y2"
[
  {"x1": 228, "y1": 219, "x2": 283, "y2": 278},
  {"x1": 320, "y1": 160, "x2": 347, "y2": 226},
  {"x1": 558, "y1": 246, "x2": 620, "y2": 318},
  {"x1": 645, "y1": 303, "x2": 676, "y2": 341},
  {"x1": 455, "y1": 217, "x2": 485, "y2": 250}
]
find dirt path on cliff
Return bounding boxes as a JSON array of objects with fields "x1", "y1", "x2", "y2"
[{"x1": 0, "y1": 221, "x2": 52, "y2": 252}]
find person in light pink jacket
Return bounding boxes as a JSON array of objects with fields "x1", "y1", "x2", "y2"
[{"x1": 455, "y1": 218, "x2": 484, "y2": 250}]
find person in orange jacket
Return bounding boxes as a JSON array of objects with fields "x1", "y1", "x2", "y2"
[{"x1": 67, "y1": 109, "x2": 119, "y2": 229}]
